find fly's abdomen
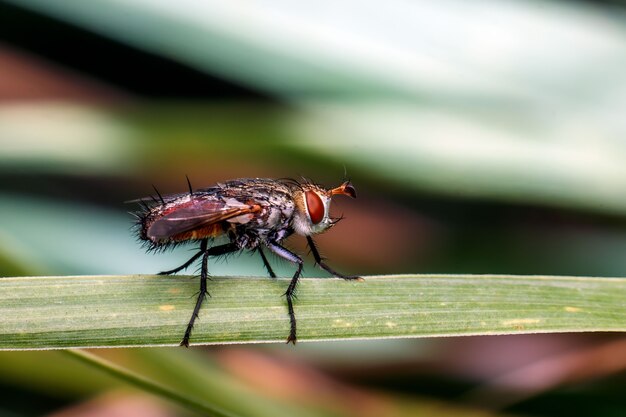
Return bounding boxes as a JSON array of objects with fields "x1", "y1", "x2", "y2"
[{"x1": 166, "y1": 222, "x2": 228, "y2": 242}]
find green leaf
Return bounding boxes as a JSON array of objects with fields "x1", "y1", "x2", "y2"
[
  {"x1": 63, "y1": 350, "x2": 239, "y2": 417},
  {"x1": 1, "y1": 274, "x2": 624, "y2": 350}
]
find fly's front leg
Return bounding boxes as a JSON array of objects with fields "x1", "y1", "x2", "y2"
[
  {"x1": 266, "y1": 242, "x2": 303, "y2": 344},
  {"x1": 306, "y1": 236, "x2": 361, "y2": 280}
]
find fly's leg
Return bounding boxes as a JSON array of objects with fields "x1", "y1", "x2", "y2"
[
  {"x1": 306, "y1": 236, "x2": 361, "y2": 280},
  {"x1": 158, "y1": 239, "x2": 208, "y2": 275},
  {"x1": 180, "y1": 248, "x2": 210, "y2": 348},
  {"x1": 266, "y1": 242, "x2": 303, "y2": 344},
  {"x1": 257, "y1": 246, "x2": 277, "y2": 278},
  {"x1": 180, "y1": 242, "x2": 239, "y2": 347}
]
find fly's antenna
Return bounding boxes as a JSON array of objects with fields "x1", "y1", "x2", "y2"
[
  {"x1": 152, "y1": 184, "x2": 165, "y2": 205},
  {"x1": 186, "y1": 175, "x2": 194, "y2": 196}
]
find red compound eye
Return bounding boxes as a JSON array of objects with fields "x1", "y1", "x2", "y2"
[{"x1": 305, "y1": 191, "x2": 324, "y2": 224}]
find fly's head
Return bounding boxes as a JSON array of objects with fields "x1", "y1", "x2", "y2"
[{"x1": 291, "y1": 180, "x2": 357, "y2": 236}]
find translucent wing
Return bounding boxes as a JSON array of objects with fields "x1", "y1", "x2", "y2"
[{"x1": 147, "y1": 197, "x2": 261, "y2": 240}]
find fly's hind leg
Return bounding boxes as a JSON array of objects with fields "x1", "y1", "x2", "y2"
[
  {"x1": 158, "y1": 239, "x2": 208, "y2": 275},
  {"x1": 180, "y1": 242, "x2": 239, "y2": 347}
]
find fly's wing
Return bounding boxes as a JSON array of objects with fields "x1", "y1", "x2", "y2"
[{"x1": 147, "y1": 197, "x2": 261, "y2": 240}]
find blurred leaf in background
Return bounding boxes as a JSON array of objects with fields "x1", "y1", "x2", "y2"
[{"x1": 1, "y1": 0, "x2": 625, "y2": 416}]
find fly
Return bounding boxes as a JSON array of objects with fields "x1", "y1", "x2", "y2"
[{"x1": 132, "y1": 177, "x2": 358, "y2": 346}]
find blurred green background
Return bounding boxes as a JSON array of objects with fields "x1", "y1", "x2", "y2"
[{"x1": 0, "y1": 0, "x2": 625, "y2": 416}]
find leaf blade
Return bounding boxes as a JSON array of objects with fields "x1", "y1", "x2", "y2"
[{"x1": 1, "y1": 274, "x2": 624, "y2": 350}]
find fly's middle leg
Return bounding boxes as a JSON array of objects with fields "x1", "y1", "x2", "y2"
[
  {"x1": 266, "y1": 242, "x2": 303, "y2": 344},
  {"x1": 257, "y1": 246, "x2": 277, "y2": 278}
]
